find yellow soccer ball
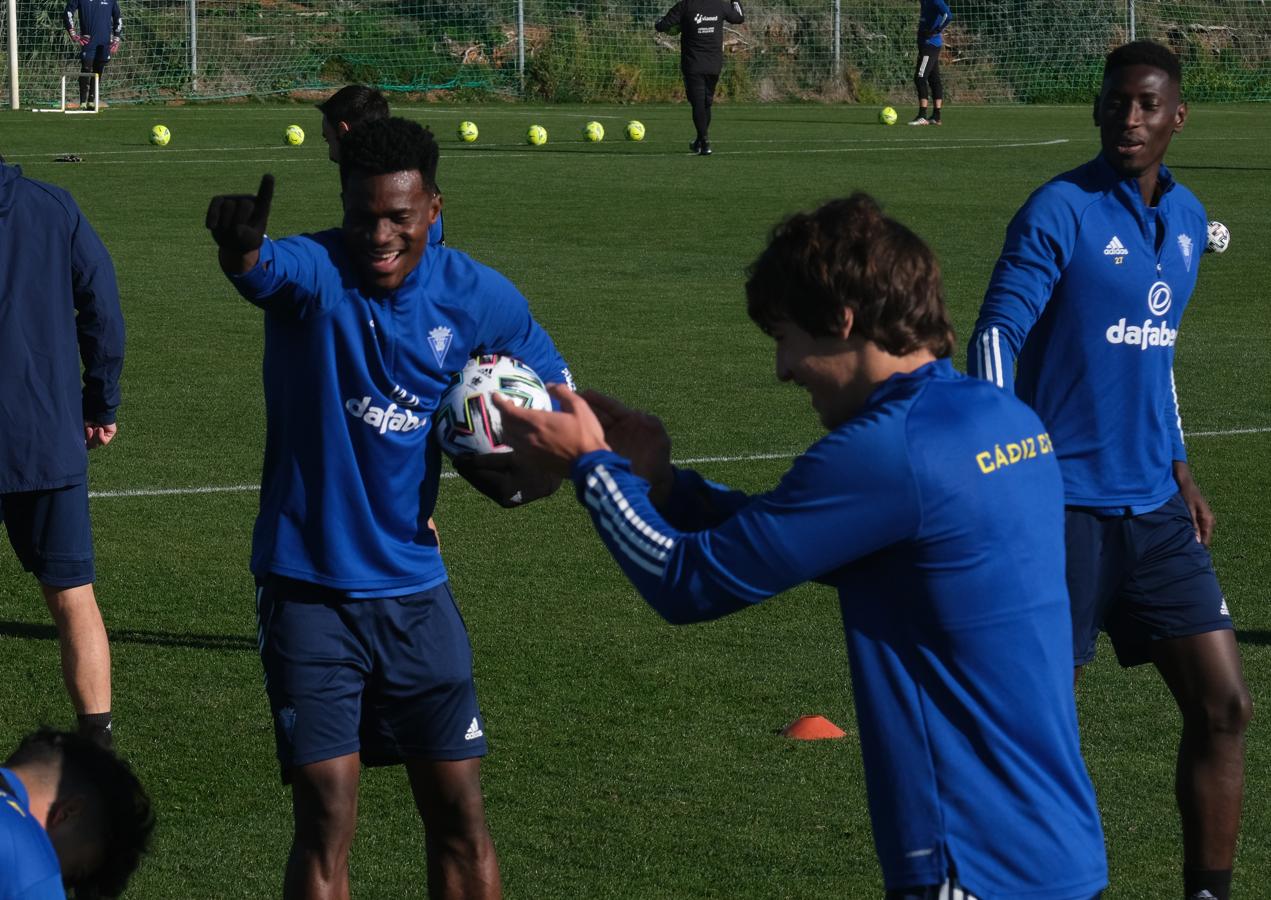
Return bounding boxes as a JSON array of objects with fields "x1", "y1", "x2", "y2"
[
  {"x1": 879, "y1": 106, "x2": 898, "y2": 126},
  {"x1": 284, "y1": 124, "x2": 305, "y2": 146},
  {"x1": 526, "y1": 125, "x2": 548, "y2": 146},
  {"x1": 149, "y1": 124, "x2": 171, "y2": 147},
  {"x1": 583, "y1": 121, "x2": 604, "y2": 142},
  {"x1": 625, "y1": 120, "x2": 646, "y2": 142},
  {"x1": 458, "y1": 121, "x2": 479, "y2": 143}
]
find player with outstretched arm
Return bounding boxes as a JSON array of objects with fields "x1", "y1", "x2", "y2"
[
  {"x1": 966, "y1": 41, "x2": 1250, "y2": 900},
  {"x1": 206, "y1": 117, "x2": 572, "y2": 900},
  {"x1": 496, "y1": 194, "x2": 1107, "y2": 900}
]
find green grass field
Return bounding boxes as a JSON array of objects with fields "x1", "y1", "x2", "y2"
[{"x1": 0, "y1": 99, "x2": 1268, "y2": 898}]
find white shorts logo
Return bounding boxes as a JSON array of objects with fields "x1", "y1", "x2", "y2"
[{"x1": 1147, "y1": 280, "x2": 1172, "y2": 316}]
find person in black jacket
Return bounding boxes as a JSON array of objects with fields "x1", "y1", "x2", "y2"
[
  {"x1": 0, "y1": 159, "x2": 124, "y2": 748},
  {"x1": 655, "y1": 0, "x2": 745, "y2": 155}
]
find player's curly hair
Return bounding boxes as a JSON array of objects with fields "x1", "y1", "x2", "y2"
[
  {"x1": 4, "y1": 728, "x2": 154, "y2": 899},
  {"x1": 1104, "y1": 40, "x2": 1181, "y2": 85},
  {"x1": 745, "y1": 193, "x2": 954, "y2": 358},
  {"x1": 338, "y1": 117, "x2": 440, "y2": 193}
]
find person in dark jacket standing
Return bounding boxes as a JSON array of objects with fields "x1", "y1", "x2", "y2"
[
  {"x1": 0, "y1": 158, "x2": 125, "y2": 749},
  {"x1": 64, "y1": 0, "x2": 123, "y2": 109},
  {"x1": 655, "y1": 0, "x2": 745, "y2": 155},
  {"x1": 910, "y1": 0, "x2": 951, "y2": 125}
]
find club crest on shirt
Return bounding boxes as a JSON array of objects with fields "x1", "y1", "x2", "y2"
[
  {"x1": 1178, "y1": 233, "x2": 1194, "y2": 272},
  {"x1": 428, "y1": 326, "x2": 453, "y2": 367}
]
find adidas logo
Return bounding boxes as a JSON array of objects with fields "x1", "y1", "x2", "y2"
[
  {"x1": 464, "y1": 718, "x2": 484, "y2": 741},
  {"x1": 1103, "y1": 235, "x2": 1129, "y2": 257},
  {"x1": 1220, "y1": 597, "x2": 1230, "y2": 616}
]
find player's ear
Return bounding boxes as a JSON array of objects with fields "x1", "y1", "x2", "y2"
[
  {"x1": 337, "y1": 121, "x2": 351, "y2": 138},
  {"x1": 838, "y1": 308, "x2": 855, "y2": 341},
  {"x1": 1174, "y1": 99, "x2": 1188, "y2": 134}
]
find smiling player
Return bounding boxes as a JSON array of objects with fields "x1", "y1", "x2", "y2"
[
  {"x1": 967, "y1": 41, "x2": 1251, "y2": 900},
  {"x1": 206, "y1": 117, "x2": 571, "y2": 900}
]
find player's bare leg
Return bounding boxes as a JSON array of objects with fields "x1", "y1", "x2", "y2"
[
  {"x1": 286, "y1": 753, "x2": 360, "y2": 900},
  {"x1": 406, "y1": 757, "x2": 501, "y2": 899},
  {"x1": 1152, "y1": 630, "x2": 1251, "y2": 896},
  {"x1": 41, "y1": 582, "x2": 111, "y2": 716}
]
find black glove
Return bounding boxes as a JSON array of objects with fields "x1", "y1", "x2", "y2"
[
  {"x1": 452, "y1": 451, "x2": 562, "y2": 509},
  {"x1": 206, "y1": 173, "x2": 274, "y2": 253}
]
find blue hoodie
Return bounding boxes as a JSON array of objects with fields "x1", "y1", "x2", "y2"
[{"x1": 0, "y1": 163, "x2": 125, "y2": 493}]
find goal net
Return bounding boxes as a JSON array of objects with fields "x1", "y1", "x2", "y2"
[{"x1": 2, "y1": 0, "x2": 1267, "y2": 107}]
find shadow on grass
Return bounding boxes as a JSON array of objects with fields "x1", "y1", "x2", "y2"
[
  {"x1": 0, "y1": 619, "x2": 254, "y2": 652},
  {"x1": 1236, "y1": 629, "x2": 1271, "y2": 646}
]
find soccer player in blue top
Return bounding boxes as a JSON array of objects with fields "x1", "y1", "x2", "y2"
[
  {"x1": 0, "y1": 728, "x2": 152, "y2": 899},
  {"x1": 909, "y1": 0, "x2": 950, "y2": 125},
  {"x1": 206, "y1": 117, "x2": 571, "y2": 899},
  {"x1": 496, "y1": 194, "x2": 1108, "y2": 900},
  {"x1": 63, "y1": 0, "x2": 122, "y2": 109},
  {"x1": 967, "y1": 42, "x2": 1251, "y2": 900}
]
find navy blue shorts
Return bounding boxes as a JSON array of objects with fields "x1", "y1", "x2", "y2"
[
  {"x1": 0, "y1": 484, "x2": 96, "y2": 588},
  {"x1": 255, "y1": 576, "x2": 488, "y2": 783},
  {"x1": 80, "y1": 43, "x2": 112, "y2": 65},
  {"x1": 1066, "y1": 493, "x2": 1231, "y2": 668}
]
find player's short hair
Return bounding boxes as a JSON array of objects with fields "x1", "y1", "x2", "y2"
[
  {"x1": 316, "y1": 84, "x2": 390, "y2": 128},
  {"x1": 4, "y1": 728, "x2": 154, "y2": 898},
  {"x1": 745, "y1": 193, "x2": 955, "y2": 358},
  {"x1": 339, "y1": 117, "x2": 440, "y2": 194},
  {"x1": 1104, "y1": 40, "x2": 1181, "y2": 85}
]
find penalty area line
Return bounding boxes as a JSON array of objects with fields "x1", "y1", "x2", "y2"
[{"x1": 87, "y1": 426, "x2": 1269, "y2": 500}]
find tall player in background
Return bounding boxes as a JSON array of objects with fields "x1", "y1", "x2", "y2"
[
  {"x1": 497, "y1": 194, "x2": 1107, "y2": 900},
  {"x1": 206, "y1": 118, "x2": 571, "y2": 899},
  {"x1": 909, "y1": 0, "x2": 950, "y2": 125},
  {"x1": 967, "y1": 41, "x2": 1251, "y2": 900},
  {"x1": 655, "y1": 0, "x2": 745, "y2": 155},
  {"x1": 63, "y1": 0, "x2": 122, "y2": 110},
  {"x1": 317, "y1": 84, "x2": 446, "y2": 247}
]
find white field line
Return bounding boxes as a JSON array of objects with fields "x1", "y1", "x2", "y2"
[
  {"x1": 18, "y1": 136, "x2": 1071, "y2": 166},
  {"x1": 87, "y1": 425, "x2": 1271, "y2": 500}
]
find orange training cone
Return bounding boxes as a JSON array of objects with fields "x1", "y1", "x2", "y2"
[{"x1": 781, "y1": 715, "x2": 847, "y2": 740}]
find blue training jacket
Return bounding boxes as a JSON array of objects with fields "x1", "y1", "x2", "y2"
[
  {"x1": 0, "y1": 768, "x2": 65, "y2": 900},
  {"x1": 63, "y1": 0, "x2": 122, "y2": 44},
  {"x1": 967, "y1": 155, "x2": 1208, "y2": 511},
  {"x1": 571, "y1": 359, "x2": 1107, "y2": 898},
  {"x1": 227, "y1": 233, "x2": 571, "y2": 594},
  {"x1": 0, "y1": 163, "x2": 125, "y2": 494},
  {"x1": 918, "y1": 0, "x2": 951, "y2": 46}
]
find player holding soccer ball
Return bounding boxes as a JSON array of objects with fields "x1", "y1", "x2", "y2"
[
  {"x1": 967, "y1": 42, "x2": 1250, "y2": 900},
  {"x1": 497, "y1": 194, "x2": 1108, "y2": 900},
  {"x1": 63, "y1": 0, "x2": 122, "y2": 110},
  {"x1": 206, "y1": 118, "x2": 572, "y2": 900}
]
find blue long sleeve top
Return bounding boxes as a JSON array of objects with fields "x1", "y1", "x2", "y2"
[
  {"x1": 570, "y1": 359, "x2": 1106, "y2": 898},
  {"x1": 967, "y1": 155, "x2": 1207, "y2": 511},
  {"x1": 227, "y1": 233, "x2": 571, "y2": 594}
]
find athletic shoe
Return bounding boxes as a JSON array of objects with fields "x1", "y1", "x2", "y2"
[
  {"x1": 698, "y1": 141, "x2": 712, "y2": 156},
  {"x1": 929, "y1": 118, "x2": 941, "y2": 126},
  {"x1": 907, "y1": 116, "x2": 929, "y2": 126},
  {"x1": 689, "y1": 139, "x2": 701, "y2": 153}
]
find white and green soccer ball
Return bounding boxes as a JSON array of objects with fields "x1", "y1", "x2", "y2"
[
  {"x1": 879, "y1": 106, "x2": 898, "y2": 126},
  {"x1": 625, "y1": 120, "x2": 646, "y2": 142},
  {"x1": 284, "y1": 124, "x2": 305, "y2": 146},
  {"x1": 1206, "y1": 220, "x2": 1231, "y2": 254},
  {"x1": 433, "y1": 354, "x2": 552, "y2": 457},
  {"x1": 526, "y1": 124, "x2": 548, "y2": 146},
  {"x1": 583, "y1": 121, "x2": 604, "y2": 142},
  {"x1": 458, "y1": 120, "x2": 479, "y2": 143},
  {"x1": 149, "y1": 124, "x2": 171, "y2": 146}
]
